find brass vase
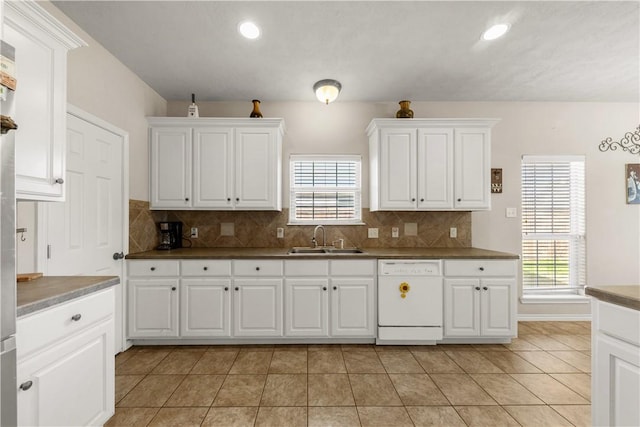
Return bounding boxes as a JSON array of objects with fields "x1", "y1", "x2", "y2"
[
  {"x1": 250, "y1": 99, "x2": 263, "y2": 118},
  {"x1": 396, "y1": 100, "x2": 414, "y2": 118}
]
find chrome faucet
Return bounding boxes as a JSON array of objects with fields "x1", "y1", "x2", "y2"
[{"x1": 311, "y1": 225, "x2": 326, "y2": 248}]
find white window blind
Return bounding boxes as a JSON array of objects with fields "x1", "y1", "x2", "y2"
[
  {"x1": 289, "y1": 155, "x2": 362, "y2": 224},
  {"x1": 521, "y1": 156, "x2": 586, "y2": 291}
]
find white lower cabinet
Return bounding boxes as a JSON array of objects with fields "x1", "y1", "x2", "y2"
[
  {"x1": 330, "y1": 278, "x2": 375, "y2": 336},
  {"x1": 443, "y1": 260, "x2": 517, "y2": 339},
  {"x1": 128, "y1": 279, "x2": 179, "y2": 338},
  {"x1": 592, "y1": 299, "x2": 640, "y2": 426},
  {"x1": 233, "y1": 279, "x2": 283, "y2": 337},
  {"x1": 284, "y1": 278, "x2": 329, "y2": 337},
  {"x1": 17, "y1": 288, "x2": 115, "y2": 426},
  {"x1": 181, "y1": 279, "x2": 231, "y2": 337}
]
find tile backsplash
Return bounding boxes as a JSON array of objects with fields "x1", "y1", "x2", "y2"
[{"x1": 129, "y1": 199, "x2": 471, "y2": 253}]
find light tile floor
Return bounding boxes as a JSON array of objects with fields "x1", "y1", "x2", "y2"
[{"x1": 107, "y1": 321, "x2": 592, "y2": 426}]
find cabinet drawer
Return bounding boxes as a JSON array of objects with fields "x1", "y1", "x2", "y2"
[
  {"x1": 596, "y1": 300, "x2": 640, "y2": 347},
  {"x1": 330, "y1": 260, "x2": 376, "y2": 276},
  {"x1": 181, "y1": 260, "x2": 231, "y2": 276},
  {"x1": 444, "y1": 260, "x2": 516, "y2": 277},
  {"x1": 284, "y1": 260, "x2": 329, "y2": 276},
  {"x1": 128, "y1": 260, "x2": 180, "y2": 277},
  {"x1": 17, "y1": 288, "x2": 115, "y2": 359},
  {"x1": 234, "y1": 260, "x2": 283, "y2": 276}
]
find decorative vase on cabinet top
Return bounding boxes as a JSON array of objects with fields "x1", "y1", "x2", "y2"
[
  {"x1": 250, "y1": 99, "x2": 263, "y2": 118},
  {"x1": 396, "y1": 100, "x2": 414, "y2": 118}
]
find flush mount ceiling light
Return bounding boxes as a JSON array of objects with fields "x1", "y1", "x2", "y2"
[
  {"x1": 238, "y1": 21, "x2": 260, "y2": 39},
  {"x1": 313, "y1": 79, "x2": 342, "y2": 104},
  {"x1": 482, "y1": 23, "x2": 510, "y2": 41}
]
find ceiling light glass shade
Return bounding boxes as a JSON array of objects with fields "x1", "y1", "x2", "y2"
[
  {"x1": 313, "y1": 79, "x2": 342, "y2": 104},
  {"x1": 482, "y1": 23, "x2": 510, "y2": 40},
  {"x1": 238, "y1": 21, "x2": 260, "y2": 39}
]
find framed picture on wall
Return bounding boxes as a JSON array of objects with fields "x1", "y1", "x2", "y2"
[{"x1": 627, "y1": 163, "x2": 640, "y2": 204}]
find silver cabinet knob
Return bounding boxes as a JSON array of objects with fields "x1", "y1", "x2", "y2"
[
  {"x1": 483, "y1": 286, "x2": 488, "y2": 291},
  {"x1": 479, "y1": 267, "x2": 485, "y2": 271},
  {"x1": 71, "y1": 314, "x2": 82, "y2": 321},
  {"x1": 112, "y1": 252, "x2": 125, "y2": 260},
  {"x1": 475, "y1": 286, "x2": 481, "y2": 291},
  {"x1": 19, "y1": 381, "x2": 33, "y2": 391},
  {"x1": 55, "y1": 178, "x2": 64, "y2": 184}
]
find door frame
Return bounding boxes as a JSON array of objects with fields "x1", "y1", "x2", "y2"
[{"x1": 36, "y1": 104, "x2": 129, "y2": 352}]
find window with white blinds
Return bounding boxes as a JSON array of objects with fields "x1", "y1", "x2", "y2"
[
  {"x1": 521, "y1": 156, "x2": 586, "y2": 292},
  {"x1": 289, "y1": 155, "x2": 362, "y2": 224}
]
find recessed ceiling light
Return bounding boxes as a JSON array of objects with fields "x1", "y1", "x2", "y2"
[
  {"x1": 238, "y1": 21, "x2": 260, "y2": 40},
  {"x1": 482, "y1": 23, "x2": 510, "y2": 41}
]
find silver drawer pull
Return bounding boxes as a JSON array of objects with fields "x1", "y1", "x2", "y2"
[
  {"x1": 71, "y1": 314, "x2": 82, "y2": 321},
  {"x1": 19, "y1": 381, "x2": 33, "y2": 391}
]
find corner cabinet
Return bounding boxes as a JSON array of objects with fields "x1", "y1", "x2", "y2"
[
  {"x1": 148, "y1": 117, "x2": 284, "y2": 210},
  {"x1": 4, "y1": 1, "x2": 85, "y2": 201},
  {"x1": 367, "y1": 119, "x2": 499, "y2": 211}
]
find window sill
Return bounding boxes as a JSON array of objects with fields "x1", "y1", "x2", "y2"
[{"x1": 520, "y1": 294, "x2": 590, "y2": 304}]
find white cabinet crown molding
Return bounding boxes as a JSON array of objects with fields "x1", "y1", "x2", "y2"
[
  {"x1": 147, "y1": 117, "x2": 286, "y2": 134},
  {"x1": 366, "y1": 118, "x2": 500, "y2": 135},
  {"x1": 5, "y1": 0, "x2": 86, "y2": 49}
]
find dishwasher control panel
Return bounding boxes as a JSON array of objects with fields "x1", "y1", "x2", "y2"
[{"x1": 378, "y1": 260, "x2": 441, "y2": 276}]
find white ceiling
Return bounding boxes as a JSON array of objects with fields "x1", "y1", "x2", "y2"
[{"x1": 52, "y1": 1, "x2": 640, "y2": 103}]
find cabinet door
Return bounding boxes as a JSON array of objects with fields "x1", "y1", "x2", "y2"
[
  {"x1": 330, "y1": 278, "x2": 374, "y2": 337},
  {"x1": 593, "y1": 334, "x2": 640, "y2": 427},
  {"x1": 17, "y1": 320, "x2": 114, "y2": 427},
  {"x1": 128, "y1": 279, "x2": 179, "y2": 337},
  {"x1": 284, "y1": 279, "x2": 329, "y2": 337},
  {"x1": 150, "y1": 127, "x2": 192, "y2": 209},
  {"x1": 417, "y1": 128, "x2": 454, "y2": 209},
  {"x1": 454, "y1": 128, "x2": 490, "y2": 209},
  {"x1": 181, "y1": 279, "x2": 231, "y2": 337},
  {"x1": 235, "y1": 127, "x2": 280, "y2": 210},
  {"x1": 5, "y1": 3, "x2": 82, "y2": 200},
  {"x1": 480, "y1": 279, "x2": 515, "y2": 337},
  {"x1": 378, "y1": 128, "x2": 417, "y2": 210},
  {"x1": 444, "y1": 278, "x2": 480, "y2": 337},
  {"x1": 193, "y1": 127, "x2": 234, "y2": 208},
  {"x1": 233, "y1": 279, "x2": 283, "y2": 337}
]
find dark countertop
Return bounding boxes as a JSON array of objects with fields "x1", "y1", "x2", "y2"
[
  {"x1": 585, "y1": 285, "x2": 640, "y2": 311},
  {"x1": 126, "y1": 247, "x2": 519, "y2": 260},
  {"x1": 17, "y1": 276, "x2": 120, "y2": 317}
]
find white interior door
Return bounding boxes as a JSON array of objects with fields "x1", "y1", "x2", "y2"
[{"x1": 42, "y1": 107, "x2": 127, "y2": 352}]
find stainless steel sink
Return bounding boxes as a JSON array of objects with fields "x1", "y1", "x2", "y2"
[
  {"x1": 287, "y1": 247, "x2": 365, "y2": 255},
  {"x1": 323, "y1": 248, "x2": 365, "y2": 254},
  {"x1": 287, "y1": 247, "x2": 327, "y2": 254}
]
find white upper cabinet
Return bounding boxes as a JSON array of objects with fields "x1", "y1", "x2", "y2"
[
  {"x1": 4, "y1": 1, "x2": 85, "y2": 201},
  {"x1": 148, "y1": 118, "x2": 284, "y2": 210},
  {"x1": 150, "y1": 127, "x2": 192, "y2": 208},
  {"x1": 368, "y1": 119, "x2": 498, "y2": 211}
]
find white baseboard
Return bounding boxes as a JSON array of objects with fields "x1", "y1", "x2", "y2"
[{"x1": 518, "y1": 313, "x2": 592, "y2": 321}]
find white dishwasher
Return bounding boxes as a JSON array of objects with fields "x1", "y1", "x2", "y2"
[{"x1": 377, "y1": 260, "x2": 443, "y2": 344}]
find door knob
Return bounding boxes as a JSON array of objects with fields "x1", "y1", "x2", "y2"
[{"x1": 112, "y1": 252, "x2": 125, "y2": 260}]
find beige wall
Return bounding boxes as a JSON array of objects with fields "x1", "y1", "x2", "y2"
[{"x1": 167, "y1": 100, "x2": 640, "y2": 317}]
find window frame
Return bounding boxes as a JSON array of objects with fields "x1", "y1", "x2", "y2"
[
  {"x1": 288, "y1": 154, "x2": 363, "y2": 225},
  {"x1": 521, "y1": 155, "x2": 586, "y2": 296}
]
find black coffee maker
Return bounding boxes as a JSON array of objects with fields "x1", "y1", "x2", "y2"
[{"x1": 157, "y1": 222, "x2": 183, "y2": 250}]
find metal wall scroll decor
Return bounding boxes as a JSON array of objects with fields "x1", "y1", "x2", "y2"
[{"x1": 599, "y1": 125, "x2": 640, "y2": 155}]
